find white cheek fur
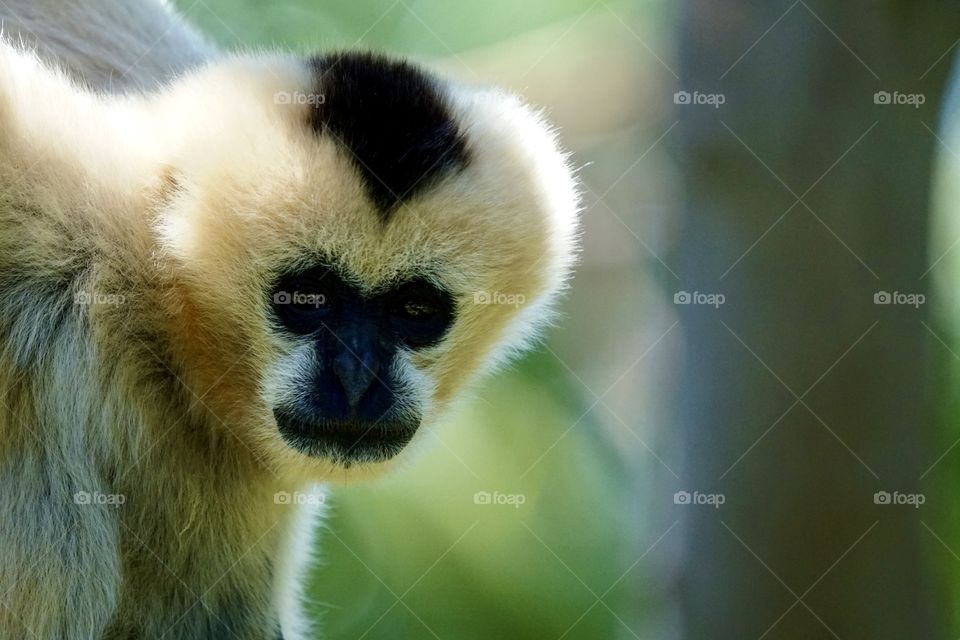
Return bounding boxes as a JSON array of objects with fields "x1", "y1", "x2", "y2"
[
  {"x1": 260, "y1": 338, "x2": 433, "y2": 421},
  {"x1": 260, "y1": 339, "x2": 318, "y2": 411},
  {"x1": 390, "y1": 349, "x2": 433, "y2": 421}
]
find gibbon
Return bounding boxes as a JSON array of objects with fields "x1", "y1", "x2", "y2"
[{"x1": 0, "y1": 1, "x2": 579, "y2": 638}]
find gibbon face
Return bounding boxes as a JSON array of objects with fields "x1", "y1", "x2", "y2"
[{"x1": 151, "y1": 52, "x2": 578, "y2": 478}]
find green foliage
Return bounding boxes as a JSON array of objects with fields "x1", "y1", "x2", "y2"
[{"x1": 178, "y1": 0, "x2": 599, "y2": 54}]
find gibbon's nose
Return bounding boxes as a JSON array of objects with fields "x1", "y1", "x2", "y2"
[{"x1": 332, "y1": 348, "x2": 380, "y2": 409}]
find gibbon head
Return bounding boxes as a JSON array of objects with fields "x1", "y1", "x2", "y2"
[{"x1": 151, "y1": 52, "x2": 579, "y2": 480}]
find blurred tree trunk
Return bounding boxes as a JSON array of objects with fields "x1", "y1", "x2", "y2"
[{"x1": 675, "y1": 2, "x2": 960, "y2": 638}]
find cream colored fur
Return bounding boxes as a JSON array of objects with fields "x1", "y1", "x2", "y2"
[{"x1": 0, "y1": 3, "x2": 578, "y2": 639}]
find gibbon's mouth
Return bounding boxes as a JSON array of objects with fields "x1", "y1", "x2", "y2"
[{"x1": 273, "y1": 409, "x2": 418, "y2": 465}]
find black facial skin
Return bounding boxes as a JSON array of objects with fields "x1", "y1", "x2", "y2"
[{"x1": 270, "y1": 264, "x2": 455, "y2": 465}]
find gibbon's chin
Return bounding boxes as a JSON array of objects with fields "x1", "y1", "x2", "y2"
[{"x1": 273, "y1": 408, "x2": 419, "y2": 467}]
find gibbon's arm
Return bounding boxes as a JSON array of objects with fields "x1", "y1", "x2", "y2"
[
  {"x1": 0, "y1": 0, "x2": 215, "y2": 91},
  {"x1": 0, "y1": 43, "x2": 141, "y2": 639},
  {"x1": 0, "y1": 42, "x2": 315, "y2": 640}
]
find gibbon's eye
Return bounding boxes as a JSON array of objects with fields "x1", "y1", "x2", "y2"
[
  {"x1": 270, "y1": 267, "x2": 455, "y2": 347},
  {"x1": 401, "y1": 297, "x2": 439, "y2": 319},
  {"x1": 389, "y1": 281, "x2": 455, "y2": 348}
]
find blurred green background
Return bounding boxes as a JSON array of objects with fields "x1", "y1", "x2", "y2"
[{"x1": 172, "y1": 0, "x2": 678, "y2": 638}]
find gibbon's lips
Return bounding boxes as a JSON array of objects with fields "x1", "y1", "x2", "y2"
[{"x1": 273, "y1": 408, "x2": 418, "y2": 464}]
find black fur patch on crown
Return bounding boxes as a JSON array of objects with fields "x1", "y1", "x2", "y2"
[{"x1": 307, "y1": 52, "x2": 469, "y2": 219}]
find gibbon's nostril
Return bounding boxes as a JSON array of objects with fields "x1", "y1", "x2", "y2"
[{"x1": 332, "y1": 349, "x2": 380, "y2": 408}]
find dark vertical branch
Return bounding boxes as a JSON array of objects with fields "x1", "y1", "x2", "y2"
[{"x1": 674, "y1": 2, "x2": 959, "y2": 638}]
